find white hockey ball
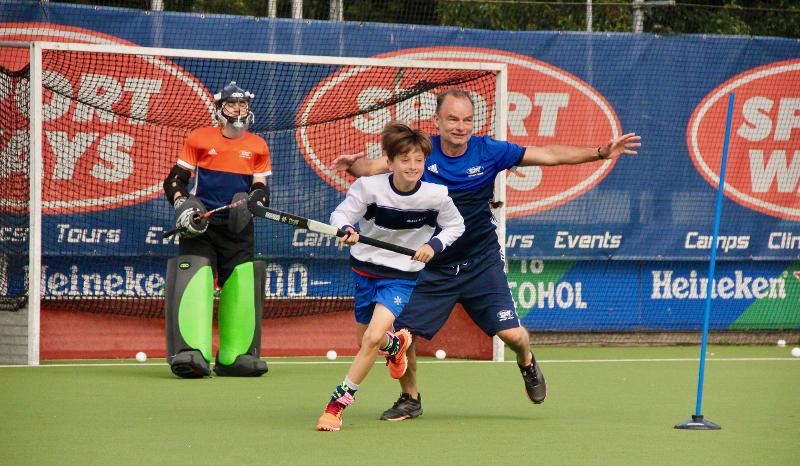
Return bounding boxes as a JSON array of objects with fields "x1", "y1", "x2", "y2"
[
  {"x1": 135, "y1": 351, "x2": 147, "y2": 363},
  {"x1": 326, "y1": 350, "x2": 337, "y2": 361},
  {"x1": 435, "y1": 349, "x2": 446, "y2": 360}
]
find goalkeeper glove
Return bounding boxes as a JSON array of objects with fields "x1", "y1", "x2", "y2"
[
  {"x1": 174, "y1": 195, "x2": 208, "y2": 238},
  {"x1": 248, "y1": 181, "x2": 269, "y2": 207}
]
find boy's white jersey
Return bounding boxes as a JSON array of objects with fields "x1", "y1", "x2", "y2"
[{"x1": 330, "y1": 173, "x2": 464, "y2": 278}]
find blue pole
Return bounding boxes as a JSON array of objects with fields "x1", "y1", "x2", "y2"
[{"x1": 694, "y1": 92, "x2": 735, "y2": 417}]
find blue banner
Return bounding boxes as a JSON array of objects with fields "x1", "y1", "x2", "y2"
[{"x1": 1, "y1": 3, "x2": 799, "y2": 331}]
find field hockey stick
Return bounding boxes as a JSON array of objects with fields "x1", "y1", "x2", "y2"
[
  {"x1": 162, "y1": 196, "x2": 248, "y2": 239},
  {"x1": 248, "y1": 201, "x2": 416, "y2": 257}
]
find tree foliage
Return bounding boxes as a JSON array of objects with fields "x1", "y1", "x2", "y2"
[
  {"x1": 50, "y1": 0, "x2": 800, "y2": 38},
  {"x1": 436, "y1": 0, "x2": 800, "y2": 37}
]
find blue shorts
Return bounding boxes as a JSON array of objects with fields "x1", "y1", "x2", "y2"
[
  {"x1": 394, "y1": 250, "x2": 520, "y2": 340},
  {"x1": 352, "y1": 272, "x2": 416, "y2": 325}
]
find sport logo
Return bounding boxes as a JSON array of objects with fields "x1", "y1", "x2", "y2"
[
  {"x1": 687, "y1": 59, "x2": 800, "y2": 221},
  {"x1": 497, "y1": 309, "x2": 515, "y2": 321},
  {"x1": 296, "y1": 46, "x2": 621, "y2": 217},
  {"x1": 467, "y1": 165, "x2": 483, "y2": 176},
  {"x1": 0, "y1": 23, "x2": 215, "y2": 214}
]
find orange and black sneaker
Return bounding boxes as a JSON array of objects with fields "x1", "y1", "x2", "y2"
[
  {"x1": 385, "y1": 329, "x2": 412, "y2": 379},
  {"x1": 316, "y1": 401, "x2": 346, "y2": 432}
]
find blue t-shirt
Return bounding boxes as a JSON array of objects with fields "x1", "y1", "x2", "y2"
[{"x1": 422, "y1": 135, "x2": 525, "y2": 265}]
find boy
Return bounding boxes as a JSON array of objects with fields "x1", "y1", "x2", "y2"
[{"x1": 316, "y1": 121, "x2": 464, "y2": 431}]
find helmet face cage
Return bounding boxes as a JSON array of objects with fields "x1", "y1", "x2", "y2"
[{"x1": 214, "y1": 81, "x2": 255, "y2": 131}]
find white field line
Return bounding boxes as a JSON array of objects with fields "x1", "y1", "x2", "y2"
[{"x1": 1, "y1": 357, "x2": 798, "y2": 368}]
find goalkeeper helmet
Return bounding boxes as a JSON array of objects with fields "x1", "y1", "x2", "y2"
[{"x1": 214, "y1": 81, "x2": 255, "y2": 131}]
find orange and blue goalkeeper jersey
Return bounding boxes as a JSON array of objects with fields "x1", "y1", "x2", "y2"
[{"x1": 177, "y1": 126, "x2": 272, "y2": 210}]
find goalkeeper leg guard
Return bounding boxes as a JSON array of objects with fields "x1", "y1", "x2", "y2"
[
  {"x1": 165, "y1": 255, "x2": 214, "y2": 378},
  {"x1": 214, "y1": 261, "x2": 268, "y2": 377}
]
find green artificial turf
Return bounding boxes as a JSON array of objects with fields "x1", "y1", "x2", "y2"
[{"x1": 1, "y1": 345, "x2": 798, "y2": 465}]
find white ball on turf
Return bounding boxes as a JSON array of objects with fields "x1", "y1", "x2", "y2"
[
  {"x1": 326, "y1": 350, "x2": 337, "y2": 361},
  {"x1": 791, "y1": 347, "x2": 800, "y2": 358},
  {"x1": 777, "y1": 339, "x2": 786, "y2": 347},
  {"x1": 135, "y1": 351, "x2": 147, "y2": 363},
  {"x1": 435, "y1": 349, "x2": 446, "y2": 360}
]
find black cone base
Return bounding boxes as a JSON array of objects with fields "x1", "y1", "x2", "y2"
[{"x1": 675, "y1": 414, "x2": 721, "y2": 430}]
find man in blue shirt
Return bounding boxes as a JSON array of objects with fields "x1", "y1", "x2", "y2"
[{"x1": 333, "y1": 89, "x2": 641, "y2": 421}]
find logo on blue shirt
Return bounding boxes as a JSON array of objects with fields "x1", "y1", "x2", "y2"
[{"x1": 467, "y1": 165, "x2": 484, "y2": 177}]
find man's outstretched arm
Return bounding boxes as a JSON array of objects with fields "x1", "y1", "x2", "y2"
[
  {"x1": 520, "y1": 133, "x2": 641, "y2": 167},
  {"x1": 330, "y1": 152, "x2": 390, "y2": 177}
]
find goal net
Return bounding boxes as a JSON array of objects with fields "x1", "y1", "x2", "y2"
[{"x1": 0, "y1": 41, "x2": 505, "y2": 363}]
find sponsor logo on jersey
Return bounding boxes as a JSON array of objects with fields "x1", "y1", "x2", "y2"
[
  {"x1": 467, "y1": 165, "x2": 484, "y2": 177},
  {"x1": 497, "y1": 309, "x2": 516, "y2": 321},
  {"x1": 295, "y1": 46, "x2": 621, "y2": 217},
  {"x1": 687, "y1": 58, "x2": 800, "y2": 221},
  {"x1": 240, "y1": 150, "x2": 252, "y2": 159},
  {"x1": 0, "y1": 23, "x2": 215, "y2": 214}
]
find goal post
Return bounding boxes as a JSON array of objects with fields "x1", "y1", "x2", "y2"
[
  {"x1": 0, "y1": 41, "x2": 508, "y2": 364},
  {"x1": 28, "y1": 41, "x2": 43, "y2": 366},
  {"x1": 493, "y1": 66, "x2": 508, "y2": 362},
  {"x1": 0, "y1": 41, "x2": 43, "y2": 365}
]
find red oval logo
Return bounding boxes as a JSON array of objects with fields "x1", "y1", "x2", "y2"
[
  {"x1": 688, "y1": 59, "x2": 800, "y2": 221},
  {"x1": 296, "y1": 46, "x2": 621, "y2": 217},
  {"x1": 0, "y1": 23, "x2": 215, "y2": 213}
]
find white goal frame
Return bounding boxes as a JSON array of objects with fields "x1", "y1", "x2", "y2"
[{"x1": 0, "y1": 41, "x2": 509, "y2": 364}]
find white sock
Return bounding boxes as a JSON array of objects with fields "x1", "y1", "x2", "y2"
[{"x1": 343, "y1": 376, "x2": 359, "y2": 391}]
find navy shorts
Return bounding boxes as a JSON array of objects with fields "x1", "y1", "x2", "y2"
[
  {"x1": 394, "y1": 250, "x2": 521, "y2": 340},
  {"x1": 352, "y1": 272, "x2": 416, "y2": 325}
]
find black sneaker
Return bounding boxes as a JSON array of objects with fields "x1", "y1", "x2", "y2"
[
  {"x1": 379, "y1": 393, "x2": 422, "y2": 421},
  {"x1": 170, "y1": 350, "x2": 211, "y2": 378},
  {"x1": 520, "y1": 362, "x2": 547, "y2": 404}
]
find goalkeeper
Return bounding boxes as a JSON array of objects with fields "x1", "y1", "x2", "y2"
[
  {"x1": 316, "y1": 122, "x2": 464, "y2": 432},
  {"x1": 162, "y1": 81, "x2": 271, "y2": 378}
]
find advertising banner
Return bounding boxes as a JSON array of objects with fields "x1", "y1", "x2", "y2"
[{"x1": 1, "y1": 4, "x2": 798, "y2": 330}]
